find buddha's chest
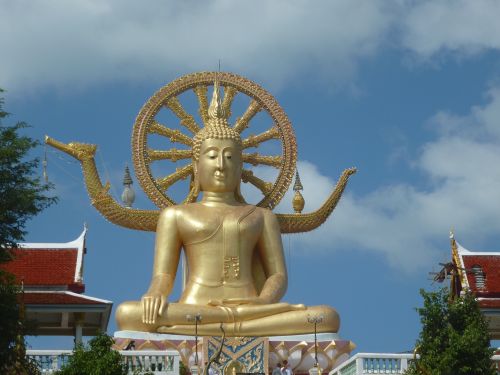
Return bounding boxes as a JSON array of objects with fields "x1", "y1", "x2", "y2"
[{"x1": 178, "y1": 205, "x2": 263, "y2": 247}]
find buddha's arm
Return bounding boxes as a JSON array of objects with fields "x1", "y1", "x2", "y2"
[
  {"x1": 142, "y1": 207, "x2": 182, "y2": 324},
  {"x1": 256, "y1": 210, "x2": 288, "y2": 303}
]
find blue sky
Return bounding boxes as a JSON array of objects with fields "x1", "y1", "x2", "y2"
[{"x1": 2, "y1": 0, "x2": 500, "y2": 352}]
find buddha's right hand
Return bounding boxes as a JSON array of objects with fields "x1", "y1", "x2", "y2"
[{"x1": 141, "y1": 291, "x2": 167, "y2": 324}]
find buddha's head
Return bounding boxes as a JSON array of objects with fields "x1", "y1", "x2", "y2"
[{"x1": 188, "y1": 80, "x2": 245, "y2": 202}]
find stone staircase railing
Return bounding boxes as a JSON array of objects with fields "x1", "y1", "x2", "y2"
[{"x1": 26, "y1": 349, "x2": 180, "y2": 374}]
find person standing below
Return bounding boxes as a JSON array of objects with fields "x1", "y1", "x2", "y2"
[
  {"x1": 282, "y1": 360, "x2": 292, "y2": 375},
  {"x1": 204, "y1": 362, "x2": 217, "y2": 375},
  {"x1": 272, "y1": 363, "x2": 282, "y2": 375}
]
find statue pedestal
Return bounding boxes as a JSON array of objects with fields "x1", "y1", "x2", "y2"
[{"x1": 114, "y1": 331, "x2": 355, "y2": 374}]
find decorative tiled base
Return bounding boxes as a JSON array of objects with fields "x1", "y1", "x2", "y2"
[
  {"x1": 113, "y1": 331, "x2": 355, "y2": 374},
  {"x1": 205, "y1": 336, "x2": 267, "y2": 374}
]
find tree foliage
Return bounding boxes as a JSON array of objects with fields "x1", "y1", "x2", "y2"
[
  {"x1": 0, "y1": 89, "x2": 57, "y2": 257},
  {"x1": 0, "y1": 89, "x2": 55, "y2": 373},
  {"x1": 0, "y1": 271, "x2": 20, "y2": 370},
  {"x1": 56, "y1": 333, "x2": 127, "y2": 375},
  {"x1": 406, "y1": 288, "x2": 495, "y2": 375}
]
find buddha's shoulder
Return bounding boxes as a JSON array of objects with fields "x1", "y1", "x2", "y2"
[
  {"x1": 246, "y1": 206, "x2": 278, "y2": 224},
  {"x1": 229, "y1": 204, "x2": 276, "y2": 219},
  {"x1": 158, "y1": 206, "x2": 180, "y2": 221},
  {"x1": 252, "y1": 205, "x2": 275, "y2": 217}
]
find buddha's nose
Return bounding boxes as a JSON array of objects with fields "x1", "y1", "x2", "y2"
[{"x1": 216, "y1": 154, "x2": 225, "y2": 170}]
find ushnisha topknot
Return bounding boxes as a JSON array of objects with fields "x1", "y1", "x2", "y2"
[
  {"x1": 207, "y1": 78, "x2": 226, "y2": 120},
  {"x1": 192, "y1": 78, "x2": 242, "y2": 161}
]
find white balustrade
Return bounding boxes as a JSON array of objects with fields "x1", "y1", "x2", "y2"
[
  {"x1": 26, "y1": 350, "x2": 73, "y2": 373},
  {"x1": 330, "y1": 353, "x2": 500, "y2": 375},
  {"x1": 120, "y1": 350, "x2": 180, "y2": 374},
  {"x1": 25, "y1": 349, "x2": 500, "y2": 375},
  {"x1": 493, "y1": 355, "x2": 500, "y2": 374},
  {"x1": 26, "y1": 349, "x2": 180, "y2": 375}
]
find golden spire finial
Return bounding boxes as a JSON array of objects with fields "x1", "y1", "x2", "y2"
[{"x1": 208, "y1": 67, "x2": 226, "y2": 121}]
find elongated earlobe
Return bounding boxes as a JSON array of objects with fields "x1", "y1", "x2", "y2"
[
  {"x1": 235, "y1": 181, "x2": 246, "y2": 204},
  {"x1": 186, "y1": 163, "x2": 200, "y2": 203},
  {"x1": 235, "y1": 163, "x2": 246, "y2": 203}
]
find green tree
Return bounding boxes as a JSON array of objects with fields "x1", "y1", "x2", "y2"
[
  {"x1": 406, "y1": 288, "x2": 495, "y2": 375},
  {"x1": 56, "y1": 333, "x2": 127, "y2": 375},
  {"x1": 0, "y1": 88, "x2": 56, "y2": 373},
  {"x1": 0, "y1": 271, "x2": 20, "y2": 369},
  {"x1": 0, "y1": 90, "x2": 57, "y2": 255}
]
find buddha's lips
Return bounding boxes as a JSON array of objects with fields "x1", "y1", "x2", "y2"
[{"x1": 214, "y1": 172, "x2": 225, "y2": 180}]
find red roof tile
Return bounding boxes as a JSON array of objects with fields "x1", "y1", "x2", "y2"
[
  {"x1": 462, "y1": 255, "x2": 500, "y2": 297},
  {"x1": 1, "y1": 249, "x2": 78, "y2": 286}
]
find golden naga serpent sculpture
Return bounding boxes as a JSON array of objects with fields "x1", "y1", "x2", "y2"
[{"x1": 45, "y1": 72, "x2": 356, "y2": 234}]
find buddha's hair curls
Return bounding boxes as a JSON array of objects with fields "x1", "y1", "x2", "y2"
[{"x1": 192, "y1": 120, "x2": 242, "y2": 161}]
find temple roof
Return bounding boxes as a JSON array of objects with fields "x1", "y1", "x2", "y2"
[
  {"x1": 2, "y1": 226, "x2": 87, "y2": 291},
  {"x1": 0, "y1": 226, "x2": 112, "y2": 337},
  {"x1": 452, "y1": 236, "x2": 500, "y2": 300},
  {"x1": 451, "y1": 234, "x2": 500, "y2": 339}
]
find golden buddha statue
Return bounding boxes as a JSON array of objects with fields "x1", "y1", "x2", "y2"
[
  {"x1": 45, "y1": 71, "x2": 356, "y2": 337},
  {"x1": 116, "y1": 81, "x2": 338, "y2": 336}
]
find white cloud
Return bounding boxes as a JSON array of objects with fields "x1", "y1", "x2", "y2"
[
  {"x1": 0, "y1": 0, "x2": 394, "y2": 92},
  {"x1": 276, "y1": 88, "x2": 500, "y2": 272},
  {"x1": 401, "y1": 0, "x2": 500, "y2": 57},
  {"x1": 2, "y1": 1, "x2": 500, "y2": 92}
]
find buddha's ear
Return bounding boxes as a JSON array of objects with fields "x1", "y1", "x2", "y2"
[
  {"x1": 186, "y1": 161, "x2": 200, "y2": 203},
  {"x1": 235, "y1": 158, "x2": 245, "y2": 203},
  {"x1": 235, "y1": 181, "x2": 247, "y2": 204}
]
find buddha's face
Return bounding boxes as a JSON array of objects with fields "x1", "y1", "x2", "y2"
[{"x1": 196, "y1": 138, "x2": 242, "y2": 193}]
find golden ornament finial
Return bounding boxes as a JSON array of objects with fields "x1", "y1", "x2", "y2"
[
  {"x1": 292, "y1": 169, "x2": 305, "y2": 213},
  {"x1": 293, "y1": 169, "x2": 304, "y2": 191}
]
